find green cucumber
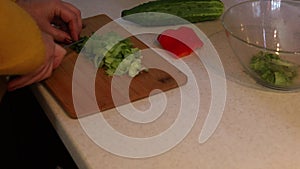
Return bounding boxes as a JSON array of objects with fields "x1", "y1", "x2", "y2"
[{"x1": 121, "y1": 0, "x2": 224, "y2": 26}]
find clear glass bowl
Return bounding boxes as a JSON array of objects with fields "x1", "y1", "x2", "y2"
[{"x1": 222, "y1": 0, "x2": 300, "y2": 90}]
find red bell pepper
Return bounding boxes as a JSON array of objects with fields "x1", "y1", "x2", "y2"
[{"x1": 157, "y1": 26, "x2": 203, "y2": 58}]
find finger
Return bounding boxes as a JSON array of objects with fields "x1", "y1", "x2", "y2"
[
  {"x1": 53, "y1": 44, "x2": 66, "y2": 69},
  {"x1": 7, "y1": 65, "x2": 52, "y2": 91},
  {"x1": 56, "y1": 5, "x2": 81, "y2": 41},
  {"x1": 40, "y1": 23, "x2": 72, "y2": 43},
  {"x1": 63, "y1": 2, "x2": 82, "y2": 32},
  {"x1": 51, "y1": 16, "x2": 70, "y2": 33},
  {"x1": 7, "y1": 61, "x2": 54, "y2": 91},
  {"x1": 48, "y1": 24, "x2": 73, "y2": 43}
]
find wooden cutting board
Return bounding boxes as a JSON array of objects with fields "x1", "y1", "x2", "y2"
[{"x1": 43, "y1": 14, "x2": 187, "y2": 118}]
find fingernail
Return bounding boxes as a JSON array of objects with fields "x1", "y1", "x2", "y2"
[{"x1": 64, "y1": 38, "x2": 73, "y2": 44}]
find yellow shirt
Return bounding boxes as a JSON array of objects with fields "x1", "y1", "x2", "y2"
[{"x1": 0, "y1": 0, "x2": 45, "y2": 75}]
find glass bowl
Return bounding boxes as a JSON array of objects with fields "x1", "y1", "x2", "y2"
[{"x1": 222, "y1": 0, "x2": 300, "y2": 91}]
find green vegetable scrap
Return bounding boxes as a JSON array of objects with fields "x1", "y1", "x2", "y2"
[
  {"x1": 69, "y1": 36, "x2": 89, "y2": 53},
  {"x1": 250, "y1": 51, "x2": 299, "y2": 87},
  {"x1": 70, "y1": 32, "x2": 147, "y2": 77}
]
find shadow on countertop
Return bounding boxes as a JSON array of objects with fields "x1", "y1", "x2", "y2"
[{"x1": 0, "y1": 87, "x2": 78, "y2": 169}]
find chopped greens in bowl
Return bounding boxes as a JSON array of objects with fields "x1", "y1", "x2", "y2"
[{"x1": 250, "y1": 51, "x2": 299, "y2": 88}]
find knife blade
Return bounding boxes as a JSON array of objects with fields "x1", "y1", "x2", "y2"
[{"x1": 63, "y1": 37, "x2": 87, "y2": 49}]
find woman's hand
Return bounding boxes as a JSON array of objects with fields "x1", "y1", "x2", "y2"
[
  {"x1": 7, "y1": 32, "x2": 66, "y2": 91},
  {"x1": 17, "y1": 0, "x2": 82, "y2": 43},
  {"x1": 7, "y1": 0, "x2": 83, "y2": 91}
]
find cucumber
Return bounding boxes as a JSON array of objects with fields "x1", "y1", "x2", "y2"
[{"x1": 121, "y1": 0, "x2": 224, "y2": 26}]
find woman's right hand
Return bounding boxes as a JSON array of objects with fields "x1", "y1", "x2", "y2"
[
  {"x1": 17, "y1": 0, "x2": 82, "y2": 43},
  {"x1": 7, "y1": 32, "x2": 66, "y2": 91}
]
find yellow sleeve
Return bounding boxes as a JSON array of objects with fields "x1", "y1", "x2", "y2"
[{"x1": 0, "y1": 0, "x2": 45, "y2": 75}]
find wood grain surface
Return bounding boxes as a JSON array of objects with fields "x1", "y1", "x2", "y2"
[{"x1": 43, "y1": 14, "x2": 187, "y2": 118}]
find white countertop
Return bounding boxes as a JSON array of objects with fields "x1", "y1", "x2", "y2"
[{"x1": 33, "y1": 0, "x2": 300, "y2": 169}]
